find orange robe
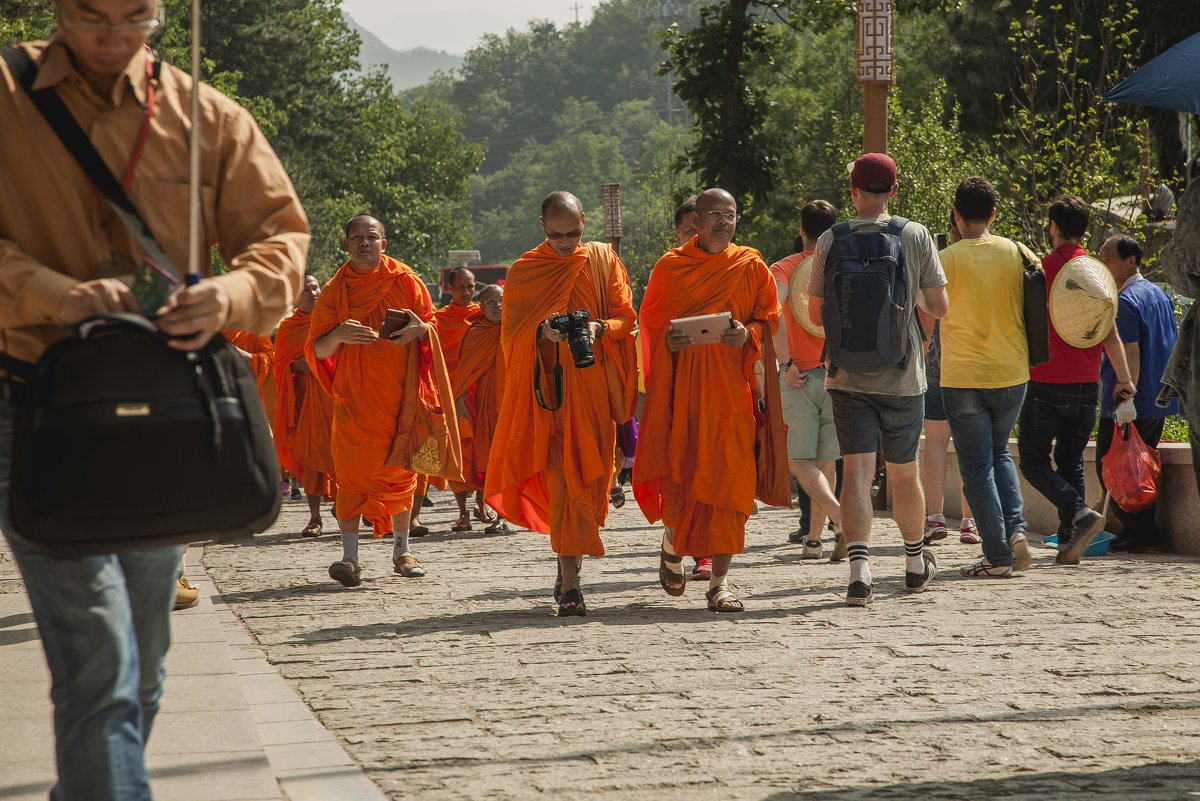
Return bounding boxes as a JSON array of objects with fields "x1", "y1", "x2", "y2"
[
  {"x1": 273, "y1": 309, "x2": 335, "y2": 499},
  {"x1": 633, "y1": 241, "x2": 781, "y2": 557},
  {"x1": 223, "y1": 328, "x2": 277, "y2": 421},
  {"x1": 434, "y1": 302, "x2": 480, "y2": 494},
  {"x1": 484, "y1": 241, "x2": 636, "y2": 556},
  {"x1": 304, "y1": 255, "x2": 441, "y2": 536},
  {"x1": 453, "y1": 312, "x2": 505, "y2": 490}
]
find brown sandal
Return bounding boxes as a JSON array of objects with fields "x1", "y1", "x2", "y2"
[
  {"x1": 450, "y1": 513, "x2": 472, "y2": 532},
  {"x1": 659, "y1": 549, "x2": 685, "y2": 597},
  {"x1": 705, "y1": 586, "x2": 744, "y2": 613},
  {"x1": 300, "y1": 521, "x2": 322, "y2": 538}
]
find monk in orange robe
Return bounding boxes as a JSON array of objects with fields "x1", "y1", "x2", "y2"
[
  {"x1": 223, "y1": 327, "x2": 277, "y2": 421},
  {"x1": 437, "y1": 266, "x2": 496, "y2": 531},
  {"x1": 306, "y1": 214, "x2": 453, "y2": 587},
  {"x1": 274, "y1": 274, "x2": 336, "y2": 537},
  {"x1": 634, "y1": 188, "x2": 781, "y2": 613},
  {"x1": 485, "y1": 191, "x2": 637, "y2": 616},
  {"x1": 452, "y1": 283, "x2": 507, "y2": 532}
]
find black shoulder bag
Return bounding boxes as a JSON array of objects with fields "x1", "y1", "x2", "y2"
[
  {"x1": 1018, "y1": 242, "x2": 1051, "y2": 367},
  {"x1": 1, "y1": 48, "x2": 280, "y2": 557}
]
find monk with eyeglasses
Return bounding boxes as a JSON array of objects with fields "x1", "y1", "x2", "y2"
[{"x1": 484, "y1": 191, "x2": 637, "y2": 616}]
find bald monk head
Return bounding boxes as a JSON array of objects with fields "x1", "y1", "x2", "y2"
[
  {"x1": 674, "y1": 195, "x2": 698, "y2": 247},
  {"x1": 342, "y1": 215, "x2": 387, "y2": 271},
  {"x1": 448, "y1": 267, "x2": 477, "y2": 307},
  {"x1": 539, "y1": 191, "x2": 586, "y2": 258},
  {"x1": 297, "y1": 274, "x2": 321, "y2": 313},
  {"x1": 478, "y1": 284, "x2": 504, "y2": 325},
  {"x1": 693, "y1": 188, "x2": 738, "y2": 254}
]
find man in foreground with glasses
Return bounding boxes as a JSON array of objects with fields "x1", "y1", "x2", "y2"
[
  {"x1": 0, "y1": 1, "x2": 308, "y2": 797},
  {"x1": 635, "y1": 188, "x2": 781, "y2": 613},
  {"x1": 484, "y1": 191, "x2": 637, "y2": 616}
]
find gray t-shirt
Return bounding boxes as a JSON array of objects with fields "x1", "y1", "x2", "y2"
[{"x1": 807, "y1": 214, "x2": 947, "y2": 396}]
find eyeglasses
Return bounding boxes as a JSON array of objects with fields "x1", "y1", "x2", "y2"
[
  {"x1": 544, "y1": 228, "x2": 583, "y2": 241},
  {"x1": 59, "y1": 8, "x2": 164, "y2": 38},
  {"x1": 702, "y1": 211, "x2": 740, "y2": 223},
  {"x1": 480, "y1": 299, "x2": 503, "y2": 308}
]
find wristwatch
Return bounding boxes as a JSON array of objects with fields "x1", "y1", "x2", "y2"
[
  {"x1": 779, "y1": 358, "x2": 792, "y2": 375},
  {"x1": 595, "y1": 319, "x2": 607, "y2": 339}
]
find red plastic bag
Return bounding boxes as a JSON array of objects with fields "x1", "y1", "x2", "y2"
[{"x1": 1101, "y1": 423, "x2": 1162, "y2": 513}]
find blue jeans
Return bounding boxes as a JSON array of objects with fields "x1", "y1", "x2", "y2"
[
  {"x1": 1017, "y1": 381, "x2": 1099, "y2": 531},
  {"x1": 943, "y1": 384, "x2": 1027, "y2": 566},
  {"x1": 0, "y1": 401, "x2": 183, "y2": 801}
]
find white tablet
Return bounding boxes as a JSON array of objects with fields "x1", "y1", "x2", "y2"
[{"x1": 669, "y1": 311, "x2": 734, "y2": 346}]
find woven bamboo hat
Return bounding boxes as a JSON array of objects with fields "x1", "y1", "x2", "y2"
[
  {"x1": 1048, "y1": 255, "x2": 1118, "y2": 349},
  {"x1": 787, "y1": 255, "x2": 824, "y2": 338}
]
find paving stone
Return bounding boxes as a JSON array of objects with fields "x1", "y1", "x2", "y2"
[{"x1": 197, "y1": 490, "x2": 1200, "y2": 800}]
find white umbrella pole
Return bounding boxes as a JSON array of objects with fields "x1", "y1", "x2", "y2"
[{"x1": 186, "y1": 0, "x2": 202, "y2": 286}]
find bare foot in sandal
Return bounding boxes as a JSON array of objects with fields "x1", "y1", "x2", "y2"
[
  {"x1": 659, "y1": 529, "x2": 685, "y2": 597},
  {"x1": 451, "y1": 512, "x2": 472, "y2": 532},
  {"x1": 706, "y1": 585, "x2": 744, "y2": 613}
]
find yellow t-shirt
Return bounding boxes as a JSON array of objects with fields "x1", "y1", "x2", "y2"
[{"x1": 938, "y1": 236, "x2": 1029, "y2": 389}]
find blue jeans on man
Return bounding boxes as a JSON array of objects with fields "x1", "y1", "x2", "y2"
[
  {"x1": 943, "y1": 384, "x2": 1027, "y2": 566},
  {"x1": 1017, "y1": 381, "x2": 1099, "y2": 535},
  {"x1": 0, "y1": 401, "x2": 183, "y2": 801}
]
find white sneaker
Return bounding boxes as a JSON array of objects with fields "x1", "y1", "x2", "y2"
[{"x1": 802, "y1": 539, "x2": 822, "y2": 560}]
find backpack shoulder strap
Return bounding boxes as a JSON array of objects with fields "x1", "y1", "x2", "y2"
[{"x1": 884, "y1": 215, "x2": 909, "y2": 236}]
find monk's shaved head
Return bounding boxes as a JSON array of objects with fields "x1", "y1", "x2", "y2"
[
  {"x1": 694, "y1": 188, "x2": 737, "y2": 213},
  {"x1": 344, "y1": 214, "x2": 384, "y2": 238},
  {"x1": 693, "y1": 188, "x2": 738, "y2": 254},
  {"x1": 540, "y1": 191, "x2": 583, "y2": 219},
  {"x1": 448, "y1": 266, "x2": 476, "y2": 287},
  {"x1": 478, "y1": 283, "x2": 503, "y2": 323},
  {"x1": 478, "y1": 284, "x2": 503, "y2": 302},
  {"x1": 539, "y1": 190, "x2": 586, "y2": 257}
]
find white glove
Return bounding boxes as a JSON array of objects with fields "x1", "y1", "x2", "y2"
[{"x1": 1115, "y1": 399, "x2": 1137, "y2": 427}]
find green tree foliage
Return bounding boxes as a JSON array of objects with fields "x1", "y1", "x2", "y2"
[
  {"x1": 2, "y1": 0, "x2": 481, "y2": 282},
  {"x1": 990, "y1": 0, "x2": 1142, "y2": 249},
  {"x1": 658, "y1": 1, "x2": 779, "y2": 201}
]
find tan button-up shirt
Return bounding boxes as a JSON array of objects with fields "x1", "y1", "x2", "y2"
[{"x1": 0, "y1": 41, "x2": 309, "y2": 364}]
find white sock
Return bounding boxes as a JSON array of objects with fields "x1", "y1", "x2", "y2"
[
  {"x1": 904, "y1": 538, "x2": 926, "y2": 574},
  {"x1": 393, "y1": 530, "x2": 411, "y2": 560},
  {"x1": 661, "y1": 529, "x2": 683, "y2": 576},
  {"x1": 709, "y1": 572, "x2": 727, "y2": 593},
  {"x1": 340, "y1": 530, "x2": 359, "y2": 564},
  {"x1": 848, "y1": 542, "x2": 871, "y2": 584}
]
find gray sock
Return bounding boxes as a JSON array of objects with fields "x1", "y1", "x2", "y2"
[
  {"x1": 393, "y1": 529, "x2": 411, "y2": 560},
  {"x1": 341, "y1": 530, "x2": 359, "y2": 564}
]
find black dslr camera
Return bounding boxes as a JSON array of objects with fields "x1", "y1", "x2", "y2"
[{"x1": 548, "y1": 310, "x2": 594, "y2": 368}]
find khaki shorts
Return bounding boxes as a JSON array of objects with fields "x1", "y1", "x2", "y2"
[{"x1": 779, "y1": 367, "x2": 840, "y2": 462}]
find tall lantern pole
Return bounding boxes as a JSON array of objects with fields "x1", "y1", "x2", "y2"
[
  {"x1": 600, "y1": 183, "x2": 623, "y2": 258},
  {"x1": 856, "y1": 0, "x2": 895, "y2": 155}
]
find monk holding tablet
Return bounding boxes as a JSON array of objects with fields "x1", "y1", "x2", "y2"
[{"x1": 635, "y1": 188, "x2": 781, "y2": 613}]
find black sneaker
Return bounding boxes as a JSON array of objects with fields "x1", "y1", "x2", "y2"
[
  {"x1": 904, "y1": 550, "x2": 937, "y2": 593},
  {"x1": 1062, "y1": 508, "x2": 1105, "y2": 564},
  {"x1": 788, "y1": 529, "x2": 805, "y2": 544},
  {"x1": 846, "y1": 580, "x2": 873, "y2": 607}
]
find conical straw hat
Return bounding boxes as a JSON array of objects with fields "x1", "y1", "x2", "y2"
[
  {"x1": 787, "y1": 255, "x2": 824, "y2": 338},
  {"x1": 1048, "y1": 255, "x2": 1118, "y2": 349}
]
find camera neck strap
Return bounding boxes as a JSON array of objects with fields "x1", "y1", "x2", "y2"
[{"x1": 532, "y1": 339, "x2": 563, "y2": 412}]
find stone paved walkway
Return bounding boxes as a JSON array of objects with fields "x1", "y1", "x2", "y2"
[{"x1": 203, "y1": 491, "x2": 1200, "y2": 800}]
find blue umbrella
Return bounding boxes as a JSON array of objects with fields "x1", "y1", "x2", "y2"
[{"x1": 1103, "y1": 32, "x2": 1200, "y2": 115}]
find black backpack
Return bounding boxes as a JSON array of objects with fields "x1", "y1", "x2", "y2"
[
  {"x1": 5, "y1": 315, "x2": 281, "y2": 558},
  {"x1": 822, "y1": 216, "x2": 913, "y2": 373}
]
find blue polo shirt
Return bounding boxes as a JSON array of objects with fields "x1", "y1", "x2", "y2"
[{"x1": 1100, "y1": 276, "x2": 1180, "y2": 418}]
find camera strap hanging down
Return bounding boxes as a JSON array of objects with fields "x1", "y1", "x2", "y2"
[{"x1": 533, "y1": 340, "x2": 564, "y2": 412}]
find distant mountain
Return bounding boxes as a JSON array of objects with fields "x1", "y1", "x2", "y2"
[{"x1": 347, "y1": 13, "x2": 462, "y2": 90}]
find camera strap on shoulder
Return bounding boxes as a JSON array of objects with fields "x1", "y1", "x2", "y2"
[{"x1": 533, "y1": 339, "x2": 564, "y2": 412}]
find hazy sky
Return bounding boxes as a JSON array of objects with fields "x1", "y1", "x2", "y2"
[{"x1": 341, "y1": 0, "x2": 599, "y2": 55}]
